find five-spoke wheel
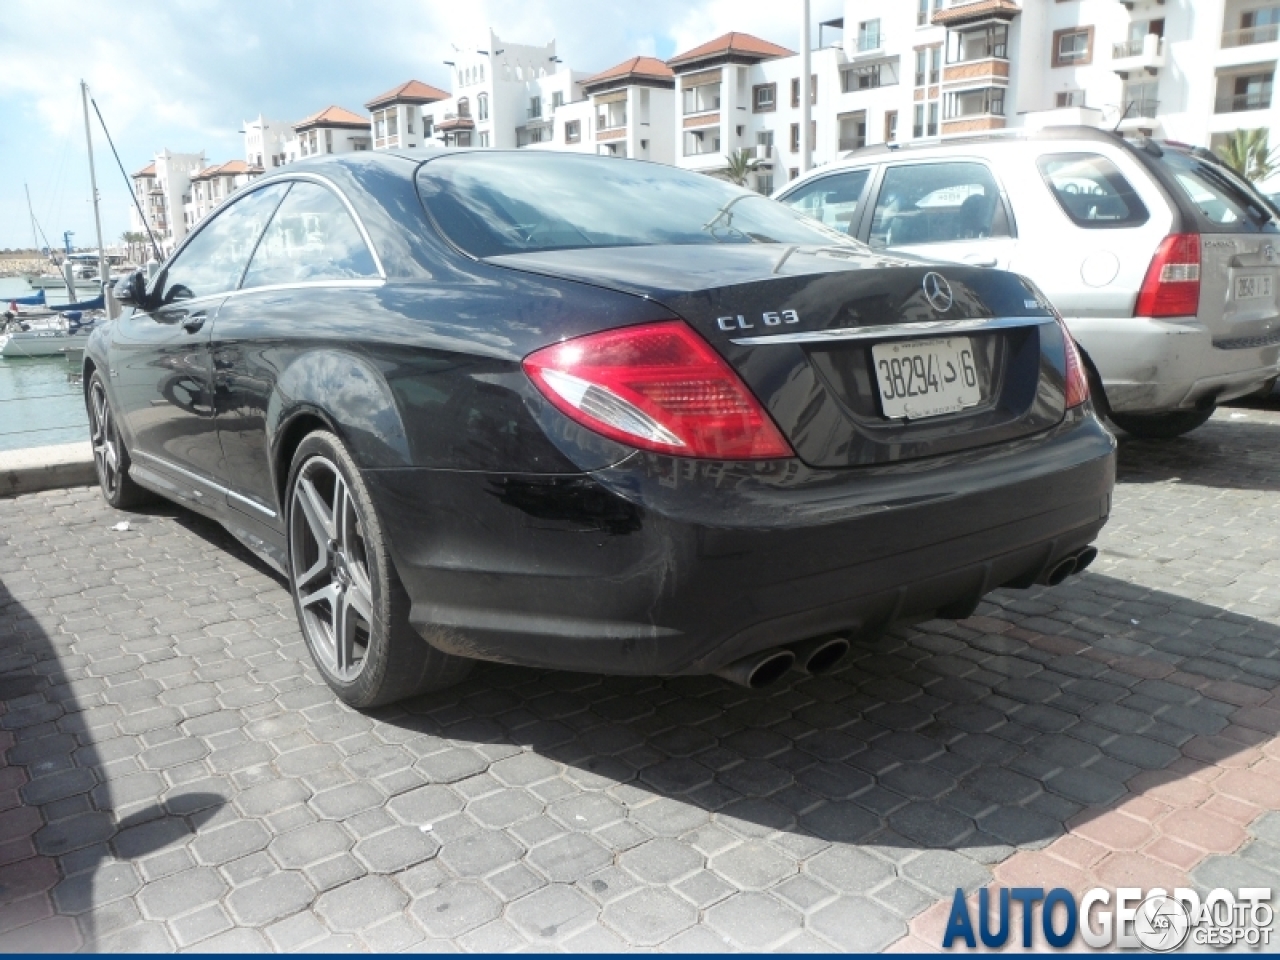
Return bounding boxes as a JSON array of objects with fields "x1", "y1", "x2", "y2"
[
  {"x1": 285, "y1": 431, "x2": 471, "y2": 706},
  {"x1": 290, "y1": 455, "x2": 375, "y2": 682},
  {"x1": 85, "y1": 371, "x2": 152, "y2": 509}
]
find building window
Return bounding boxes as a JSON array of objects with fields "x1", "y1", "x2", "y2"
[
  {"x1": 857, "y1": 19, "x2": 882, "y2": 52},
  {"x1": 928, "y1": 101, "x2": 939, "y2": 135},
  {"x1": 682, "y1": 129, "x2": 721, "y2": 156},
  {"x1": 789, "y1": 167, "x2": 799, "y2": 180},
  {"x1": 914, "y1": 104, "x2": 924, "y2": 138},
  {"x1": 931, "y1": 46, "x2": 941, "y2": 83},
  {"x1": 1056, "y1": 90, "x2": 1084, "y2": 108},
  {"x1": 945, "y1": 87, "x2": 1005, "y2": 119},
  {"x1": 844, "y1": 61, "x2": 898, "y2": 91},
  {"x1": 529, "y1": 96, "x2": 541, "y2": 119},
  {"x1": 477, "y1": 94, "x2": 489, "y2": 121},
  {"x1": 455, "y1": 131, "x2": 471, "y2": 147},
  {"x1": 951, "y1": 24, "x2": 1008, "y2": 63},
  {"x1": 757, "y1": 130, "x2": 774, "y2": 150},
  {"x1": 423, "y1": 115, "x2": 434, "y2": 137},
  {"x1": 756, "y1": 174, "x2": 774, "y2": 195},
  {"x1": 753, "y1": 83, "x2": 776, "y2": 112},
  {"x1": 682, "y1": 82, "x2": 721, "y2": 115},
  {"x1": 478, "y1": 131, "x2": 490, "y2": 147},
  {"x1": 917, "y1": 0, "x2": 928, "y2": 26},
  {"x1": 790, "y1": 75, "x2": 818, "y2": 107},
  {"x1": 915, "y1": 47, "x2": 940, "y2": 87},
  {"x1": 552, "y1": 91, "x2": 564, "y2": 109},
  {"x1": 565, "y1": 119, "x2": 581, "y2": 143},
  {"x1": 885, "y1": 110, "x2": 898, "y2": 142},
  {"x1": 1052, "y1": 27, "x2": 1094, "y2": 67},
  {"x1": 790, "y1": 122, "x2": 800, "y2": 152},
  {"x1": 457, "y1": 98, "x2": 470, "y2": 118},
  {"x1": 325, "y1": 129, "x2": 333, "y2": 154}
]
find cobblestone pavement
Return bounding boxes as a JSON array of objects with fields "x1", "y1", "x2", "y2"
[{"x1": 0, "y1": 404, "x2": 1277, "y2": 953}]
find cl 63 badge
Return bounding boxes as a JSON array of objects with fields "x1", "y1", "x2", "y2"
[{"x1": 717, "y1": 310, "x2": 800, "y2": 331}]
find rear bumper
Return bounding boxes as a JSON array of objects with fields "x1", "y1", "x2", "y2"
[
  {"x1": 1067, "y1": 316, "x2": 1280, "y2": 413},
  {"x1": 365, "y1": 410, "x2": 1116, "y2": 676}
]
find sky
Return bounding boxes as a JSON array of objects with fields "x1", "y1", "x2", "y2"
[{"x1": 0, "y1": 0, "x2": 843, "y2": 251}]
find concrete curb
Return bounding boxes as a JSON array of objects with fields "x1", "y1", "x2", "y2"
[{"x1": 0, "y1": 441, "x2": 95, "y2": 497}]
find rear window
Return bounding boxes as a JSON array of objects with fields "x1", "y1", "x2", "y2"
[
  {"x1": 416, "y1": 153, "x2": 855, "y2": 258},
  {"x1": 778, "y1": 169, "x2": 871, "y2": 234},
  {"x1": 1154, "y1": 149, "x2": 1278, "y2": 233},
  {"x1": 1037, "y1": 153, "x2": 1150, "y2": 228}
]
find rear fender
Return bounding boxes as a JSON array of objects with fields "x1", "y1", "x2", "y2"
[{"x1": 267, "y1": 349, "x2": 410, "y2": 477}]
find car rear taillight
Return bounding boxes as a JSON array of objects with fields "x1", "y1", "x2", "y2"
[
  {"x1": 1135, "y1": 233, "x2": 1201, "y2": 318},
  {"x1": 523, "y1": 321, "x2": 794, "y2": 459},
  {"x1": 1058, "y1": 318, "x2": 1090, "y2": 409}
]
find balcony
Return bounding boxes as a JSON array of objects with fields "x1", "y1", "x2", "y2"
[
  {"x1": 1112, "y1": 34, "x2": 1166, "y2": 75},
  {"x1": 1215, "y1": 91, "x2": 1273, "y2": 113},
  {"x1": 1222, "y1": 24, "x2": 1280, "y2": 48}
]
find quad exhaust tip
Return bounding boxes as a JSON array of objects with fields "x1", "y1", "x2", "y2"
[
  {"x1": 1041, "y1": 546, "x2": 1100, "y2": 586},
  {"x1": 715, "y1": 633, "x2": 851, "y2": 689},
  {"x1": 715, "y1": 649, "x2": 795, "y2": 689},
  {"x1": 792, "y1": 633, "x2": 851, "y2": 676}
]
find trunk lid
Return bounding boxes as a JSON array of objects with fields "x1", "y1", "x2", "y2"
[{"x1": 489, "y1": 244, "x2": 1071, "y2": 468}]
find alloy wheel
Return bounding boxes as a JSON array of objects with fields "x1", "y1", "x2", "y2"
[
  {"x1": 289, "y1": 455, "x2": 375, "y2": 682},
  {"x1": 88, "y1": 379, "x2": 121, "y2": 499}
]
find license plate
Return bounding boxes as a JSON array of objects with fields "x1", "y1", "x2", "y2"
[
  {"x1": 872, "y1": 337, "x2": 981, "y2": 420},
  {"x1": 1235, "y1": 274, "x2": 1273, "y2": 300}
]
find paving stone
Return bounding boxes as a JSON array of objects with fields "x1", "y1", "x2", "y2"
[
  {"x1": 313, "y1": 874, "x2": 408, "y2": 932},
  {"x1": 705, "y1": 891, "x2": 803, "y2": 950},
  {"x1": 136, "y1": 867, "x2": 228, "y2": 921},
  {"x1": 410, "y1": 879, "x2": 503, "y2": 939},
  {"x1": 618, "y1": 837, "x2": 703, "y2": 885},
  {"x1": 601, "y1": 887, "x2": 697, "y2": 946},
  {"x1": 225, "y1": 871, "x2": 316, "y2": 926},
  {"x1": 526, "y1": 832, "x2": 612, "y2": 882},
  {"x1": 353, "y1": 825, "x2": 439, "y2": 873},
  {"x1": 505, "y1": 883, "x2": 598, "y2": 943}
]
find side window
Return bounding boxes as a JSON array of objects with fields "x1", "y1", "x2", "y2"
[
  {"x1": 242, "y1": 182, "x2": 379, "y2": 288},
  {"x1": 868, "y1": 162, "x2": 1011, "y2": 248},
  {"x1": 154, "y1": 183, "x2": 289, "y2": 304},
  {"x1": 1154, "y1": 149, "x2": 1277, "y2": 233},
  {"x1": 779, "y1": 169, "x2": 871, "y2": 233},
  {"x1": 1038, "y1": 153, "x2": 1150, "y2": 228}
]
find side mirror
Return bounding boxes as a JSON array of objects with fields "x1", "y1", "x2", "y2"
[{"x1": 113, "y1": 270, "x2": 146, "y2": 307}]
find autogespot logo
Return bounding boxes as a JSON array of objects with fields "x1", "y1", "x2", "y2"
[{"x1": 942, "y1": 886, "x2": 1275, "y2": 951}]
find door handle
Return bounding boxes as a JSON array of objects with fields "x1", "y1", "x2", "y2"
[
  {"x1": 182, "y1": 311, "x2": 207, "y2": 334},
  {"x1": 964, "y1": 256, "x2": 998, "y2": 268}
]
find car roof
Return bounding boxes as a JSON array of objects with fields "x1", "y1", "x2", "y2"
[{"x1": 842, "y1": 124, "x2": 1133, "y2": 162}]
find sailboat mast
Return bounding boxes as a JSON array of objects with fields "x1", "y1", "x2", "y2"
[
  {"x1": 24, "y1": 183, "x2": 38, "y2": 253},
  {"x1": 80, "y1": 80, "x2": 108, "y2": 293}
]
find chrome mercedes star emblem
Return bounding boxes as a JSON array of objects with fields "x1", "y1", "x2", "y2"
[{"x1": 922, "y1": 272, "x2": 954, "y2": 312}]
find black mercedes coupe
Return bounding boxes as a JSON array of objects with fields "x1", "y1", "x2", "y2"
[{"x1": 88, "y1": 150, "x2": 1115, "y2": 706}]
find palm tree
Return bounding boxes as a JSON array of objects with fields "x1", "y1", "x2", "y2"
[
  {"x1": 1216, "y1": 128, "x2": 1278, "y2": 183},
  {"x1": 718, "y1": 149, "x2": 760, "y2": 188}
]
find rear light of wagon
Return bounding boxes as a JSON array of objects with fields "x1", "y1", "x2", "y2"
[
  {"x1": 1135, "y1": 233, "x2": 1201, "y2": 318},
  {"x1": 523, "y1": 321, "x2": 794, "y2": 459},
  {"x1": 1059, "y1": 319, "x2": 1090, "y2": 410}
]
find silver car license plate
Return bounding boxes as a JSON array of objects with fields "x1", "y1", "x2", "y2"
[
  {"x1": 872, "y1": 337, "x2": 981, "y2": 420},
  {"x1": 1235, "y1": 274, "x2": 1273, "y2": 300}
]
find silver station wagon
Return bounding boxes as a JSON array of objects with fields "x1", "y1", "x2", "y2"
[{"x1": 777, "y1": 127, "x2": 1280, "y2": 438}]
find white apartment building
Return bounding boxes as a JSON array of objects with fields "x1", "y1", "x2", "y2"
[
  {"x1": 129, "y1": 150, "x2": 207, "y2": 254},
  {"x1": 367, "y1": 81, "x2": 449, "y2": 150},
  {"x1": 184, "y1": 160, "x2": 264, "y2": 228},
  {"x1": 243, "y1": 115, "x2": 295, "y2": 170},
  {"x1": 578, "y1": 56, "x2": 676, "y2": 161},
  {"x1": 292, "y1": 106, "x2": 372, "y2": 160}
]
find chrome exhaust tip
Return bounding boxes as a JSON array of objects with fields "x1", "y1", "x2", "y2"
[
  {"x1": 791, "y1": 634, "x2": 851, "y2": 675},
  {"x1": 715, "y1": 649, "x2": 796, "y2": 689},
  {"x1": 1072, "y1": 546, "x2": 1098, "y2": 575},
  {"x1": 1044, "y1": 556, "x2": 1078, "y2": 587}
]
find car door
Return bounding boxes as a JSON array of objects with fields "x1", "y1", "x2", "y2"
[
  {"x1": 776, "y1": 167, "x2": 874, "y2": 237},
  {"x1": 109, "y1": 182, "x2": 289, "y2": 507},
  {"x1": 862, "y1": 160, "x2": 1017, "y2": 268},
  {"x1": 211, "y1": 179, "x2": 382, "y2": 526}
]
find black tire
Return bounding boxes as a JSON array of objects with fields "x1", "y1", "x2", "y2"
[
  {"x1": 1109, "y1": 407, "x2": 1215, "y2": 440},
  {"x1": 285, "y1": 430, "x2": 471, "y2": 707},
  {"x1": 86, "y1": 371, "x2": 155, "y2": 509}
]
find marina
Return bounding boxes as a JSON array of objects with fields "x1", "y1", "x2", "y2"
[{"x1": 0, "y1": 277, "x2": 89, "y2": 451}]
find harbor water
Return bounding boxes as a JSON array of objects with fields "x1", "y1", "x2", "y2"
[{"x1": 0, "y1": 276, "x2": 89, "y2": 451}]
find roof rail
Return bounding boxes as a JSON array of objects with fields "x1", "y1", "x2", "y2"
[{"x1": 840, "y1": 124, "x2": 1128, "y2": 160}]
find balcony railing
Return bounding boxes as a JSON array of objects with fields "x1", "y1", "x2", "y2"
[
  {"x1": 1222, "y1": 24, "x2": 1280, "y2": 48},
  {"x1": 597, "y1": 116, "x2": 627, "y2": 131},
  {"x1": 1215, "y1": 91, "x2": 1273, "y2": 113},
  {"x1": 838, "y1": 137, "x2": 866, "y2": 151},
  {"x1": 1112, "y1": 39, "x2": 1146, "y2": 58}
]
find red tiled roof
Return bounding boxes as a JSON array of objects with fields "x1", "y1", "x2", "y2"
[
  {"x1": 366, "y1": 79, "x2": 450, "y2": 110},
  {"x1": 668, "y1": 31, "x2": 794, "y2": 68},
  {"x1": 436, "y1": 115, "x2": 475, "y2": 131},
  {"x1": 294, "y1": 105, "x2": 372, "y2": 131},
  {"x1": 190, "y1": 159, "x2": 263, "y2": 181},
  {"x1": 583, "y1": 56, "x2": 674, "y2": 88},
  {"x1": 932, "y1": 0, "x2": 1020, "y2": 26},
  {"x1": 132, "y1": 162, "x2": 156, "y2": 178}
]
